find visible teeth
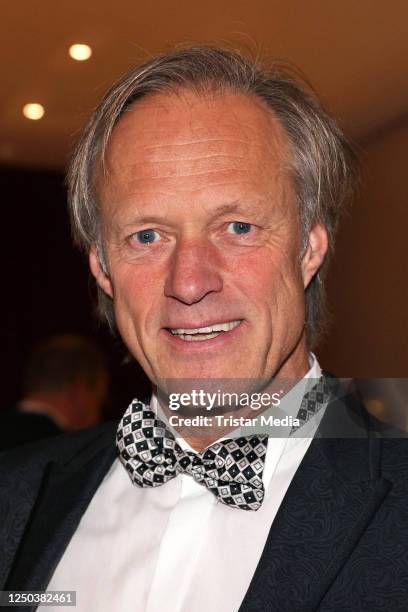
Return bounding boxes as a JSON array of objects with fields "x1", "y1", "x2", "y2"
[
  {"x1": 170, "y1": 320, "x2": 241, "y2": 338},
  {"x1": 181, "y1": 332, "x2": 220, "y2": 342}
]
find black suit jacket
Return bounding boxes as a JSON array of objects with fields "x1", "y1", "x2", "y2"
[
  {"x1": 1, "y1": 390, "x2": 408, "y2": 612},
  {"x1": 0, "y1": 407, "x2": 62, "y2": 452}
]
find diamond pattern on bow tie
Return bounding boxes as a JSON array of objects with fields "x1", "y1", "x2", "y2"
[
  {"x1": 116, "y1": 401, "x2": 268, "y2": 511},
  {"x1": 290, "y1": 376, "x2": 330, "y2": 433}
]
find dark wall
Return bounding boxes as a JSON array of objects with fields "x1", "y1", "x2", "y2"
[
  {"x1": 317, "y1": 118, "x2": 408, "y2": 377},
  {"x1": 0, "y1": 166, "x2": 150, "y2": 417}
]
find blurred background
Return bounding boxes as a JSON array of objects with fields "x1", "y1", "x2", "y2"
[{"x1": 1, "y1": 0, "x2": 407, "y2": 426}]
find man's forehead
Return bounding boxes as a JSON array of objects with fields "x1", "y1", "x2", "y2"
[{"x1": 103, "y1": 89, "x2": 291, "y2": 169}]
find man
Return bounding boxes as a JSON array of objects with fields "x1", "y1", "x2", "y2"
[
  {"x1": 0, "y1": 334, "x2": 108, "y2": 451},
  {"x1": 1, "y1": 47, "x2": 407, "y2": 611}
]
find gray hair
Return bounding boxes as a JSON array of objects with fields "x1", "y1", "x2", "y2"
[{"x1": 67, "y1": 45, "x2": 359, "y2": 346}]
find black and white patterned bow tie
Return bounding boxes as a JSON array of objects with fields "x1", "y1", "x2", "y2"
[
  {"x1": 116, "y1": 376, "x2": 329, "y2": 511},
  {"x1": 116, "y1": 401, "x2": 268, "y2": 511}
]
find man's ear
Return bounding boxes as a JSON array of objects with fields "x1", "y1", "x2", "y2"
[
  {"x1": 301, "y1": 223, "x2": 329, "y2": 289},
  {"x1": 89, "y1": 245, "x2": 113, "y2": 298}
]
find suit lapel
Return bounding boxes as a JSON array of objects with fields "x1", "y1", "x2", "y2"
[
  {"x1": 4, "y1": 425, "x2": 117, "y2": 592},
  {"x1": 239, "y1": 392, "x2": 392, "y2": 612}
]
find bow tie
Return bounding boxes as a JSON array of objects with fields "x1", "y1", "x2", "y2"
[
  {"x1": 116, "y1": 402, "x2": 268, "y2": 511},
  {"x1": 116, "y1": 376, "x2": 329, "y2": 511}
]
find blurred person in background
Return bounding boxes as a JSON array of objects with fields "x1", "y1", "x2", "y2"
[{"x1": 0, "y1": 334, "x2": 108, "y2": 451}]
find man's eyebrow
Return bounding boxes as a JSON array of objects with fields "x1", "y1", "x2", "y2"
[
  {"x1": 113, "y1": 214, "x2": 168, "y2": 228},
  {"x1": 209, "y1": 200, "x2": 269, "y2": 216},
  {"x1": 208, "y1": 202, "x2": 242, "y2": 216}
]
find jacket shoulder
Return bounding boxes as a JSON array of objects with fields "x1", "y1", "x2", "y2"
[{"x1": 0, "y1": 421, "x2": 117, "y2": 473}]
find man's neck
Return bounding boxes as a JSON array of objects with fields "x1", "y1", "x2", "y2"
[{"x1": 153, "y1": 352, "x2": 319, "y2": 452}]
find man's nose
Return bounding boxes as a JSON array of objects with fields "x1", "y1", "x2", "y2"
[{"x1": 164, "y1": 237, "x2": 223, "y2": 305}]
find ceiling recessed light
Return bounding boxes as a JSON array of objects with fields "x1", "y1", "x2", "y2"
[
  {"x1": 69, "y1": 43, "x2": 92, "y2": 61},
  {"x1": 22, "y1": 103, "x2": 45, "y2": 121}
]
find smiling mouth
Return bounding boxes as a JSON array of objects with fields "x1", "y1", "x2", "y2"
[{"x1": 167, "y1": 320, "x2": 242, "y2": 341}]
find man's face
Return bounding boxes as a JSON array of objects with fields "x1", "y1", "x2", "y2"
[{"x1": 91, "y1": 90, "x2": 327, "y2": 386}]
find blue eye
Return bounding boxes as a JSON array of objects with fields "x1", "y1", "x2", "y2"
[
  {"x1": 228, "y1": 222, "x2": 252, "y2": 235},
  {"x1": 134, "y1": 229, "x2": 160, "y2": 244}
]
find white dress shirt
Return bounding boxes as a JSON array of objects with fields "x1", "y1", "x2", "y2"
[{"x1": 41, "y1": 358, "x2": 323, "y2": 612}]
